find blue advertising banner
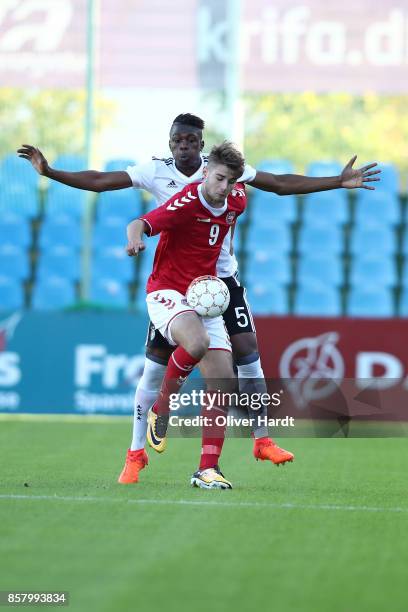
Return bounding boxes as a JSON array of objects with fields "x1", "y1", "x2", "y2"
[{"x1": 0, "y1": 310, "x2": 149, "y2": 415}]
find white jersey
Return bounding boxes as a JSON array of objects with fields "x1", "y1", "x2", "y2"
[{"x1": 126, "y1": 155, "x2": 257, "y2": 278}]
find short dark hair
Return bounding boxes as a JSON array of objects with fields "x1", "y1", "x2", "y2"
[
  {"x1": 208, "y1": 141, "x2": 245, "y2": 177},
  {"x1": 172, "y1": 113, "x2": 205, "y2": 130}
]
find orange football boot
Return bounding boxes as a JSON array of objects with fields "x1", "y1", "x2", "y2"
[
  {"x1": 253, "y1": 437, "x2": 294, "y2": 466},
  {"x1": 118, "y1": 448, "x2": 149, "y2": 484}
]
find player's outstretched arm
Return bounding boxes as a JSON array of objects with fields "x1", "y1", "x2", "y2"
[
  {"x1": 126, "y1": 220, "x2": 147, "y2": 256},
  {"x1": 17, "y1": 144, "x2": 132, "y2": 192},
  {"x1": 248, "y1": 156, "x2": 380, "y2": 195}
]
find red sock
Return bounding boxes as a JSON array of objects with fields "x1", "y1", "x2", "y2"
[
  {"x1": 152, "y1": 346, "x2": 200, "y2": 416},
  {"x1": 199, "y1": 404, "x2": 227, "y2": 470}
]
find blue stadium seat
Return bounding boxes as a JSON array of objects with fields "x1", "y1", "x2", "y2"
[
  {"x1": 52, "y1": 154, "x2": 86, "y2": 172},
  {"x1": 90, "y1": 277, "x2": 129, "y2": 307},
  {"x1": 298, "y1": 225, "x2": 343, "y2": 256},
  {"x1": 0, "y1": 184, "x2": 39, "y2": 218},
  {"x1": 307, "y1": 161, "x2": 343, "y2": 177},
  {"x1": 250, "y1": 192, "x2": 297, "y2": 226},
  {"x1": 294, "y1": 285, "x2": 341, "y2": 316},
  {"x1": 399, "y1": 289, "x2": 408, "y2": 317},
  {"x1": 97, "y1": 189, "x2": 142, "y2": 223},
  {"x1": 0, "y1": 213, "x2": 31, "y2": 248},
  {"x1": 347, "y1": 287, "x2": 394, "y2": 317},
  {"x1": 93, "y1": 217, "x2": 126, "y2": 250},
  {"x1": 349, "y1": 226, "x2": 396, "y2": 257},
  {"x1": 374, "y1": 163, "x2": 399, "y2": 194},
  {"x1": 0, "y1": 275, "x2": 24, "y2": 309},
  {"x1": 31, "y1": 277, "x2": 76, "y2": 310},
  {"x1": 256, "y1": 159, "x2": 294, "y2": 175},
  {"x1": 46, "y1": 184, "x2": 86, "y2": 219},
  {"x1": 37, "y1": 247, "x2": 80, "y2": 282},
  {"x1": 39, "y1": 215, "x2": 82, "y2": 251},
  {"x1": 350, "y1": 255, "x2": 396, "y2": 288},
  {"x1": 354, "y1": 191, "x2": 400, "y2": 227},
  {"x1": 401, "y1": 229, "x2": 408, "y2": 257},
  {"x1": 297, "y1": 254, "x2": 343, "y2": 287},
  {"x1": 246, "y1": 222, "x2": 292, "y2": 255},
  {"x1": 399, "y1": 260, "x2": 408, "y2": 287},
  {"x1": 0, "y1": 154, "x2": 39, "y2": 188},
  {"x1": 246, "y1": 251, "x2": 291, "y2": 285},
  {"x1": 303, "y1": 191, "x2": 349, "y2": 227},
  {"x1": 246, "y1": 282, "x2": 288, "y2": 315},
  {"x1": 294, "y1": 283, "x2": 341, "y2": 317},
  {"x1": 0, "y1": 245, "x2": 30, "y2": 280},
  {"x1": 92, "y1": 247, "x2": 134, "y2": 283},
  {"x1": 104, "y1": 158, "x2": 135, "y2": 172}
]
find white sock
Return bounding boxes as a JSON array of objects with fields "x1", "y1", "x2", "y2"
[
  {"x1": 237, "y1": 356, "x2": 269, "y2": 439},
  {"x1": 130, "y1": 357, "x2": 166, "y2": 450}
]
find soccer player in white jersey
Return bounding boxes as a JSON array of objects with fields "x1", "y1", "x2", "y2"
[{"x1": 18, "y1": 116, "x2": 380, "y2": 484}]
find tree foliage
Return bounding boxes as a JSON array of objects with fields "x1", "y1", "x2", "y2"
[
  {"x1": 243, "y1": 92, "x2": 408, "y2": 177},
  {"x1": 0, "y1": 88, "x2": 114, "y2": 163}
]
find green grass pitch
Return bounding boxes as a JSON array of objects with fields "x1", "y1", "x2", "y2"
[{"x1": 0, "y1": 417, "x2": 407, "y2": 612}]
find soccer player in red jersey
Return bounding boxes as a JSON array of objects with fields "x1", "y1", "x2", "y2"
[{"x1": 122, "y1": 142, "x2": 293, "y2": 488}]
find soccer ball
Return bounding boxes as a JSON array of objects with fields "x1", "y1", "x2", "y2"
[{"x1": 186, "y1": 275, "x2": 230, "y2": 318}]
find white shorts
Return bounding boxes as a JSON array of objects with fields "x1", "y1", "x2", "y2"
[{"x1": 146, "y1": 289, "x2": 231, "y2": 352}]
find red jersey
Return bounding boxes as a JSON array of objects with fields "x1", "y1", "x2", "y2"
[{"x1": 140, "y1": 182, "x2": 246, "y2": 294}]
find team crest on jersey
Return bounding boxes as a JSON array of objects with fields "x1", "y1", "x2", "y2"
[{"x1": 226, "y1": 211, "x2": 236, "y2": 225}]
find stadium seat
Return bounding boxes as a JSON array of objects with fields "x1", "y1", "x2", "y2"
[
  {"x1": 297, "y1": 225, "x2": 343, "y2": 256},
  {"x1": 307, "y1": 160, "x2": 343, "y2": 177},
  {"x1": 256, "y1": 159, "x2": 294, "y2": 175},
  {"x1": 354, "y1": 191, "x2": 400, "y2": 228},
  {"x1": 0, "y1": 245, "x2": 30, "y2": 280},
  {"x1": 46, "y1": 184, "x2": 87, "y2": 219},
  {"x1": 347, "y1": 287, "x2": 394, "y2": 317},
  {"x1": 349, "y1": 255, "x2": 396, "y2": 288},
  {"x1": 93, "y1": 217, "x2": 127, "y2": 250},
  {"x1": 399, "y1": 288, "x2": 408, "y2": 317},
  {"x1": 39, "y1": 215, "x2": 82, "y2": 251},
  {"x1": 246, "y1": 282, "x2": 288, "y2": 315},
  {"x1": 294, "y1": 285, "x2": 341, "y2": 316},
  {"x1": 90, "y1": 277, "x2": 129, "y2": 307},
  {"x1": 250, "y1": 192, "x2": 297, "y2": 226},
  {"x1": 302, "y1": 191, "x2": 349, "y2": 227},
  {"x1": 349, "y1": 226, "x2": 396, "y2": 257},
  {"x1": 0, "y1": 275, "x2": 25, "y2": 310},
  {"x1": 31, "y1": 276, "x2": 76, "y2": 310},
  {"x1": 97, "y1": 189, "x2": 142, "y2": 223},
  {"x1": 246, "y1": 222, "x2": 292, "y2": 255},
  {"x1": 36, "y1": 247, "x2": 80, "y2": 282},
  {"x1": 52, "y1": 154, "x2": 86, "y2": 172},
  {"x1": 0, "y1": 154, "x2": 39, "y2": 189},
  {"x1": 0, "y1": 184, "x2": 39, "y2": 218},
  {"x1": 297, "y1": 254, "x2": 343, "y2": 287},
  {"x1": 104, "y1": 158, "x2": 135, "y2": 172},
  {"x1": 92, "y1": 247, "x2": 134, "y2": 283},
  {"x1": 374, "y1": 163, "x2": 399, "y2": 194},
  {"x1": 0, "y1": 213, "x2": 31, "y2": 248},
  {"x1": 246, "y1": 251, "x2": 291, "y2": 285}
]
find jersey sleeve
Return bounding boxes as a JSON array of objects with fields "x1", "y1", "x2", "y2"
[
  {"x1": 126, "y1": 160, "x2": 156, "y2": 191},
  {"x1": 140, "y1": 187, "x2": 195, "y2": 236},
  {"x1": 238, "y1": 163, "x2": 257, "y2": 183}
]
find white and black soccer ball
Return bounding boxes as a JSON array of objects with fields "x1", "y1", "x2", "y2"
[{"x1": 186, "y1": 275, "x2": 230, "y2": 318}]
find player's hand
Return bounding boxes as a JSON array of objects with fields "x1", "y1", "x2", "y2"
[
  {"x1": 126, "y1": 240, "x2": 146, "y2": 257},
  {"x1": 17, "y1": 144, "x2": 49, "y2": 175},
  {"x1": 340, "y1": 155, "x2": 381, "y2": 190}
]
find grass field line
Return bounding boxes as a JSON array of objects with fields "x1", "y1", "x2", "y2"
[{"x1": 0, "y1": 494, "x2": 407, "y2": 514}]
